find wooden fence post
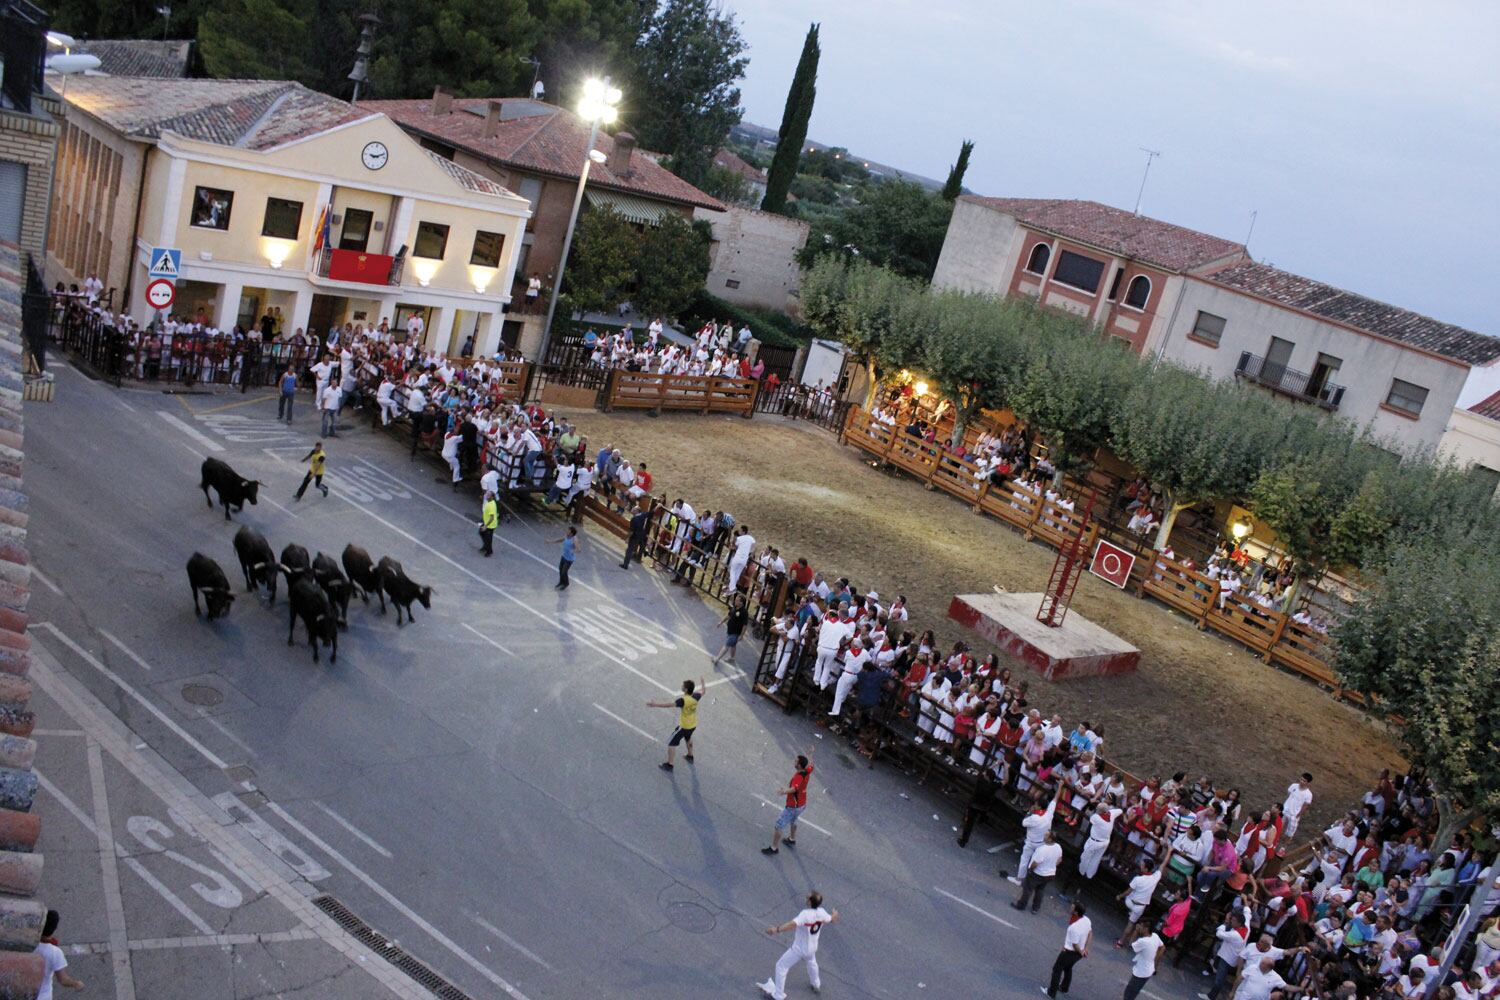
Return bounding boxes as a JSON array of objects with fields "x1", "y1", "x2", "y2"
[
  {"x1": 1264, "y1": 613, "x2": 1289, "y2": 664},
  {"x1": 702, "y1": 377, "x2": 714, "y2": 415},
  {"x1": 601, "y1": 369, "x2": 618, "y2": 412},
  {"x1": 744, "y1": 377, "x2": 759, "y2": 419},
  {"x1": 1024, "y1": 497, "x2": 1043, "y2": 540}
]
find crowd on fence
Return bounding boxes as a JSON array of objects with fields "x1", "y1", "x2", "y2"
[{"x1": 573, "y1": 318, "x2": 785, "y2": 386}]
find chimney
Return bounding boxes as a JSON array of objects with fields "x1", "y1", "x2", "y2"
[
  {"x1": 484, "y1": 100, "x2": 503, "y2": 138},
  {"x1": 607, "y1": 132, "x2": 636, "y2": 176},
  {"x1": 431, "y1": 86, "x2": 452, "y2": 115}
]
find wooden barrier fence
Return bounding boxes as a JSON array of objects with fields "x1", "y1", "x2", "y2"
[
  {"x1": 842, "y1": 408, "x2": 1349, "y2": 694},
  {"x1": 603, "y1": 370, "x2": 759, "y2": 417}
]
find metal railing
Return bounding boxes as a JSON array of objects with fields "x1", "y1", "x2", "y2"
[
  {"x1": 313, "y1": 247, "x2": 406, "y2": 286},
  {"x1": 753, "y1": 382, "x2": 854, "y2": 432},
  {"x1": 1235, "y1": 352, "x2": 1346, "y2": 410}
]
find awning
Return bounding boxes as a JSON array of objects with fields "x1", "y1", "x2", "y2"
[{"x1": 585, "y1": 189, "x2": 675, "y2": 226}]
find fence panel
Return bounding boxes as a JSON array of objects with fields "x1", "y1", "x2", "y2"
[
  {"x1": 605, "y1": 372, "x2": 758, "y2": 417},
  {"x1": 1268, "y1": 620, "x2": 1339, "y2": 688},
  {"x1": 1140, "y1": 558, "x2": 1217, "y2": 621},
  {"x1": 1203, "y1": 600, "x2": 1282, "y2": 657},
  {"x1": 976, "y1": 479, "x2": 1042, "y2": 534}
]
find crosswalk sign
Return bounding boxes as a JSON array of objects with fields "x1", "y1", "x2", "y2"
[{"x1": 148, "y1": 247, "x2": 181, "y2": 279}]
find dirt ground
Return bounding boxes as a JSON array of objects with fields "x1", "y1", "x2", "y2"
[{"x1": 562, "y1": 408, "x2": 1405, "y2": 833}]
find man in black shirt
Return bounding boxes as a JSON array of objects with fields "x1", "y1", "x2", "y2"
[
  {"x1": 622, "y1": 505, "x2": 651, "y2": 569},
  {"x1": 713, "y1": 594, "x2": 750, "y2": 666}
]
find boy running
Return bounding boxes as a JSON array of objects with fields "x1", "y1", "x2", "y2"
[
  {"x1": 647, "y1": 677, "x2": 704, "y2": 771},
  {"x1": 294, "y1": 441, "x2": 330, "y2": 501}
]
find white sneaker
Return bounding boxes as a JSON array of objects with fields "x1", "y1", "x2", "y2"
[
  {"x1": 758, "y1": 980, "x2": 780, "y2": 999},
  {"x1": 1007, "y1": 875, "x2": 1022, "y2": 885},
  {"x1": 766, "y1": 684, "x2": 780, "y2": 694}
]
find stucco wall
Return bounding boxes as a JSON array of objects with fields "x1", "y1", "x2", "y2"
[
  {"x1": 931, "y1": 197, "x2": 1021, "y2": 295},
  {"x1": 46, "y1": 107, "x2": 145, "y2": 300},
  {"x1": 693, "y1": 205, "x2": 809, "y2": 311}
]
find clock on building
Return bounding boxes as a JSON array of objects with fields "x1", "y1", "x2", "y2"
[{"x1": 361, "y1": 141, "x2": 389, "y2": 170}]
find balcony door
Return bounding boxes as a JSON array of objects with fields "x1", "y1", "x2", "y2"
[
  {"x1": 1306, "y1": 352, "x2": 1342, "y2": 402},
  {"x1": 339, "y1": 209, "x2": 374, "y2": 252},
  {"x1": 1263, "y1": 336, "x2": 1294, "y2": 385}
]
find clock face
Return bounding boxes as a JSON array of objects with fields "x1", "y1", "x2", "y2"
[{"x1": 361, "y1": 141, "x2": 389, "y2": 170}]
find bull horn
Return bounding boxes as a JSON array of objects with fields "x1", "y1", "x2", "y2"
[{"x1": 254, "y1": 561, "x2": 269, "y2": 570}]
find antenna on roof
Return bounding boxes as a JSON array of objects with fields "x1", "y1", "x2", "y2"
[
  {"x1": 1245, "y1": 209, "x2": 1258, "y2": 249},
  {"x1": 1133, "y1": 147, "x2": 1161, "y2": 215}
]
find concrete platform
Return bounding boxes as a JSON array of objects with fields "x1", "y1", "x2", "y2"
[{"x1": 948, "y1": 592, "x2": 1141, "y2": 680}]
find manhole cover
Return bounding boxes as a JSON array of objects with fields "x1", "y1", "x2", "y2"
[
  {"x1": 181, "y1": 683, "x2": 224, "y2": 707},
  {"x1": 664, "y1": 901, "x2": 716, "y2": 934}
]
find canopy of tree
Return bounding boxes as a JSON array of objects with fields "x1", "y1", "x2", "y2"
[{"x1": 563, "y1": 208, "x2": 710, "y2": 320}]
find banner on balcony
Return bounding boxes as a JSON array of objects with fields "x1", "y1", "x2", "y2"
[{"x1": 327, "y1": 249, "x2": 394, "y2": 285}]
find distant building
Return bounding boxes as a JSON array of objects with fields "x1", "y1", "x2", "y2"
[
  {"x1": 75, "y1": 38, "x2": 192, "y2": 78},
  {"x1": 693, "y1": 205, "x2": 808, "y2": 312},
  {"x1": 1439, "y1": 390, "x2": 1500, "y2": 498},
  {"x1": 934, "y1": 196, "x2": 1500, "y2": 452},
  {"x1": 367, "y1": 89, "x2": 723, "y2": 354},
  {"x1": 711, "y1": 148, "x2": 766, "y2": 204},
  {"x1": 0, "y1": 0, "x2": 63, "y2": 263},
  {"x1": 49, "y1": 75, "x2": 531, "y2": 353}
]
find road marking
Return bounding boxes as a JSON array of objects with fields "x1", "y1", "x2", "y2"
[
  {"x1": 156, "y1": 410, "x2": 224, "y2": 452},
  {"x1": 264, "y1": 801, "x2": 531, "y2": 1000},
  {"x1": 67, "y1": 928, "x2": 321, "y2": 955},
  {"x1": 933, "y1": 887, "x2": 1018, "y2": 929},
  {"x1": 31, "y1": 566, "x2": 63, "y2": 596},
  {"x1": 33, "y1": 622, "x2": 229, "y2": 769},
  {"x1": 461, "y1": 622, "x2": 518, "y2": 657},
  {"x1": 354, "y1": 456, "x2": 716, "y2": 656},
  {"x1": 333, "y1": 492, "x2": 676, "y2": 695},
  {"x1": 467, "y1": 913, "x2": 555, "y2": 971},
  {"x1": 87, "y1": 739, "x2": 139, "y2": 1000},
  {"x1": 99, "y1": 628, "x2": 152, "y2": 670},
  {"x1": 592, "y1": 703, "x2": 657, "y2": 742},
  {"x1": 312, "y1": 801, "x2": 394, "y2": 859},
  {"x1": 33, "y1": 728, "x2": 86, "y2": 737},
  {"x1": 261, "y1": 496, "x2": 300, "y2": 519},
  {"x1": 754, "y1": 795, "x2": 833, "y2": 837},
  {"x1": 35, "y1": 770, "x2": 217, "y2": 936},
  {"x1": 196, "y1": 394, "x2": 278, "y2": 415},
  {"x1": 202, "y1": 716, "x2": 256, "y2": 759},
  {"x1": 705, "y1": 668, "x2": 746, "y2": 688}
]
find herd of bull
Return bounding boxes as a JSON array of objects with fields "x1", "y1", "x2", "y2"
[{"x1": 185, "y1": 457, "x2": 435, "y2": 662}]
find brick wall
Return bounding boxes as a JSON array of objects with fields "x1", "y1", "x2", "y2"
[
  {"x1": 0, "y1": 99, "x2": 61, "y2": 264},
  {"x1": 694, "y1": 205, "x2": 810, "y2": 312}
]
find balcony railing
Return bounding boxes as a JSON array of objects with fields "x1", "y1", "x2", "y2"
[
  {"x1": 1235, "y1": 352, "x2": 1345, "y2": 410},
  {"x1": 313, "y1": 247, "x2": 405, "y2": 287}
]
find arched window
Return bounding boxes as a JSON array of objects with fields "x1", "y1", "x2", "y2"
[
  {"x1": 1025, "y1": 243, "x2": 1050, "y2": 275},
  {"x1": 1124, "y1": 274, "x2": 1151, "y2": 309}
]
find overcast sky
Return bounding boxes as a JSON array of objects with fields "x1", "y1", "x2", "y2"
[{"x1": 722, "y1": 1, "x2": 1500, "y2": 334}]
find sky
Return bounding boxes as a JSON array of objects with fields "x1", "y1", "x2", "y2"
[{"x1": 721, "y1": 0, "x2": 1500, "y2": 334}]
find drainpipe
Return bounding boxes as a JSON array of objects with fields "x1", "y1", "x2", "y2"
[{"x1": 120, "y1": 144, "x2": 152, "y2": 315}]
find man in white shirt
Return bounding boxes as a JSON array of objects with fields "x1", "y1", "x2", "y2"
[
  {"x1": 1077, "y1": 802, "x2": 1118, "y2": 882},
  {"x1": 565, "y1": 461, "x2": 593, "y2": 507},
  {"x1": 405, "y1": 384, "x2": 427, "y2": 415},
  {"x1": 1204, "y1": 913, "x2": 1249, "y2": 1000},
  {"x1": 1117, "y1": 860, "x2": 1163, "y2": 947},
  {"x1": 813, "y1": 611, "x2": 852, "y2": 690},
  {"x1": 1013, "y1": 831, "x2": 1063, "y2": 913},
  {"x1": 759, "y1": 891, "x2": 838, "y2": 1000},
  {"x1": 828, "y1": 638, "x2": 870, "y2": 718},
  {"x1": 1232, "y1": 956, "x2": 1287, "y2": 1000},
  {"x1": 1125, "y1": 931, "x2": 1164, "y2": 1000},
  {"x1": 36, "y1": 910, "x2": 85, "y2": 999},
  {"x1": 405, "y1": 312, "x2": 425, "y2": 345},
  {"x1": 1010, "y1": 789, "x2": 1059, "y2": 885},
  {"x1": 319, "y1": 381, "x2": 342, "y2": 437},
  {"x1": 1046, "y1": 902, "x2": 1092, "y2": 998},
  {"x1": 1283, "y1": 773, "x2": 1314, "y2": 839},
  {"x1": 726, "y1": 525, "x2": 756, "y2": 597},
  {"x1": 376, "y1": 376, "x2": 398, "y2": 425}
]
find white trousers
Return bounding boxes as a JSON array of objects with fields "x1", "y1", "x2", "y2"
[
  {"x1": 769, "y1": 946, "x2": 819, "y2": 999},
  {"x1": 830, "y1": 670, "x2": 859, "y2": 716},
  {"x1": 774, "y1": 640, "x2": 796, "y2": 680},
  {"x1": 379, "y1": 399, "x2": 398, "y2": 425},
  {"x1": 446, "y1": 454, "x2": 461, "y2": 483},
  {"x1": 1079, "y1": 837, "x2": 1110, "y2": 880},
  {"x1": 813, "y1": 649, "x2": 839, "y2": 688},
  {"x1": 1017, "y1": 840, "x2": 1041, "y2": 879},
  {"x1": 728, "y1": 556, "x2": 749, "y2": 593}
]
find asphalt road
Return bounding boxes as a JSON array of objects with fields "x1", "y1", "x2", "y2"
[{"x1": 25, "y1": 363, "x2": 1209, "y2": 1000}]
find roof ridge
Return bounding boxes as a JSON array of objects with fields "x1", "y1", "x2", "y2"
[{"x1": 233, "y1": 83, "x2": 298, "y2": 149}]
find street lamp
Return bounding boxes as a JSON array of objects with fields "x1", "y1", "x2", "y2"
[
  {"x1": 1231, "y1": 516, "x2": 1253, "y2": 542},
  {"x1": 537, "y1": 76, "x2": 620, "y2": 364}
]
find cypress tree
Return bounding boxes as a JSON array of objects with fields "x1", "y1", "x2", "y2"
[
  {"x1": 760, "y1": 22, "x2": 820, "y2": 215},
  {"x1": 942, "y1": 139, "x2": 975, "y2": 200}
]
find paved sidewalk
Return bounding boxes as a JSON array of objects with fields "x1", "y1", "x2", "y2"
[{"x1": 28, "y1": 638, "x2": 427, "y2": 1000}]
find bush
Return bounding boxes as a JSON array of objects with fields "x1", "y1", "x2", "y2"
[{"x1": 681, "y1": 289, "x2": 810, "y2": 348}]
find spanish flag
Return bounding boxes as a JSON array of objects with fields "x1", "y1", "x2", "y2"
[{"x1": 312, "y1": 203, "x2": 331, "y2": 252}]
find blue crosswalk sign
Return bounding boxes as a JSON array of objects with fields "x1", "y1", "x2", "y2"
[{"x1": 148, "y1": 247, "x2": 181, "y2": 279}]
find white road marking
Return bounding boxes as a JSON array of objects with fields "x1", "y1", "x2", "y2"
[
  {"x1": 705, "y1": 668, "x2": 746, "y2": 688},
  {"x1": 35, "y1": 770, "x2": 217, "y2": 936},
  {"x1": 156, "y1": 410, "x2": 224, "y2": 452},
  {"x1": 592, "y1": 703, "x2": 657, "y2": 742},
  {"x1": 264, "y1": 801, "x2": 531, "y2": 1000},
  {"x1": 31, "y1": 566, "x2": 63, "y2": 596},
  {"x1": 467, "y1": 913, "x2": 555, "y2": 971},
  {"x1": 753, "y1": 795, "x2": 833, "y2": 837},
  {"x1": 65, "y1": 928, "x2": 321, "y2": 955},
  {"x1": 33, "y1": 622, "x2": 229, "y2": 769},
  {"x1": 312, "y1": 801, "x2": 394, "y2": 859},
  {"x1": 933, "y1": 887, "x2": 1019, "y2": 930},
  {"x1": 99, "y1": 628, "x2": 152, "y2": 670},
  {"x1": 261, "y1": 496, "x2": 301, "y2": 519},
  {"x1": 202, "y1": 716, "x2": 256, "y2": 759},
  {"x1": 461, "y1": 622, "x2": 518, "y2": 657},
  {"x1": 333, "y1": 492, "x2": 676, "y2": 695},
  {"x1": 87, "y1": 739, "x2": 139, "y2": 1000},
  {"x1": 33, "y1": 728, "x2": 86, "y2": 737},
  {"x1": 354, "y1": 456, "x2": 717, "y2": 656}
]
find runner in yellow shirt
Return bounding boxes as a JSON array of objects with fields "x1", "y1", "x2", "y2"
[
  {"x1": 647, "y1": 677, "x2": 705, "y2": 771},
  {"x1": 294, "y1": 441, "x2": 329, "y2": 501}
]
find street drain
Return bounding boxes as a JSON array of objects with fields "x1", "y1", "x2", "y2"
[
  {"x1": 313, "y1": 895, "x2": 476, "y2": 1000},
  {"x1": 181, "y1": 683, "x2": 224, "y2": 707},
  {"x1": 664, "y1": 900, "x2": 716, "y2": 933}
]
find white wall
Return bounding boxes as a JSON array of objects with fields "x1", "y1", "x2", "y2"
[
  {"x1": 694, "y1": 205, "x2": 809, "y2": 311},
  {"x1": 931, "y1": 197, "x2": 1022, "y2": 295},
  {"x1": 801, "y1": 338, "x2": 846, "y2": 389},
  {"x1": 1439, "y1": 408, "x2": 1500, "y2": 497}
]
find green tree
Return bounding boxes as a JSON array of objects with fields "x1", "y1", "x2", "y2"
[
  {"x1": 562, "y1": 206, "x2": 638, "y2": 315},
  {"x1": 797, "y1": 181, "x2": 953, "y2": 282},
  {"x1": 1334, "y1": 537, "x2": 1500, "y2": 848},
  {"x1": 368, "y1": 0, "x2": 539, "y2": 99},
  {"x1": 628, "y1": 0, "x2": 748, "y2": 186},
  {"x1": 762, "y1": 22, "x2": 820, "y2": 216},
  {"x1": 633, "y1": 215, "x2": 712, "y2": 318},
  {"x1": 699, "y1": 164, "x2": 754, "y2": 207},
  {"x1": 920, "y1": 291, "x2": 1030, "y2": 445},
  {"x1": 198, "y1": 0, "x2": 313, "y2": 82},
  {"x1": 941, "y1": 139, "x2": 974, "y2": 200},
  {"x1": 1011, "y1": 330, "x2": 1134, "y2": 479},
  {"x1": 801, "y1": 257, "x2": 922, "y2": 407}
]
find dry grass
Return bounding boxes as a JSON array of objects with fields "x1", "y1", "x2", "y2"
[{"x1": 564, "y1": 408, "x2": 1405, "y2": 832}]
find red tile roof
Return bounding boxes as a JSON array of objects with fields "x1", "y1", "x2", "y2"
[
  {"x1": 364, "y1": 97, "x2": 725, "y2": 212},
  {"x1": 966, "y1": 196, "x2": 1247, "y2": 273},
  {"x1": 1467, "y1": 389, "x2": 1500, "y2": 421},
  {"x1": 712, "y1": 148, "x2": 765, "y2": 184},
  {"x1": 1211, "y1": 261, "x2": 1500, "y2": 366}
]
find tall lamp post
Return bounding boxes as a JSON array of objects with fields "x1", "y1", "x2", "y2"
[{"x1": 537, "y1": 77, "x2": 620, "y2": 365}]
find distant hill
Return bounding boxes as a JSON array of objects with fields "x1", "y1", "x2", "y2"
[{"x1": 730, "y1": 121, "x2": 946, "y2": 192}]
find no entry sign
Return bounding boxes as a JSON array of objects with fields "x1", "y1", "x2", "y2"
[
  {"x1": 145, "y1": 278, "x2": 176, "y2": 310},
  {"x1": 1089, "y1": 539, "x2": 1136, "y2": 589}
]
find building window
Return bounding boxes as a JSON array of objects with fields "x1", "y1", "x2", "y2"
[
  {"x1": 1106, "y1": 267, "x2": 1124, "y2": 301},
  {"x1": 1189, "y1": 311, "x2": 1226, "y2": 346},
  {"x1": 725, "y1": 278, "x2": 741, "y2": 289},
  {"x1": 190, "y1": 186, "x2": 234, "y2": 230},
  {"x1": 1050, "y1": 250, "x2": 1105, "y2": 293},
  {"x1": 1384, "y1": 378, "x2": 1428, "y2": 417},
  {"x1": 1472, "y1": 465, "x2": 1500, "y2": 496},
  {"x1": 1124, "y1": 275, "x2": 1151, "y2": 309},
  {"x1": 261, "y1": 197, "x2": 303, "y2": 240},
  {"x1": 1025, "y1": 243, "x2": 1050, "y2": 275},
  {"x1": 413, "y1": 222, "x2": 450, "y2": 259},
  {"x1": 469, "y1": 230, "x2": 505, "y2": 267}
]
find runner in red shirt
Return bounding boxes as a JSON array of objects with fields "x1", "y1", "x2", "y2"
[{"x1": 763, "y1": 755, "x2": 814, "y2": 856}]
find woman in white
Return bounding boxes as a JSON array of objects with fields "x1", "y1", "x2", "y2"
[
  {"x1": 915, "y1": 670, "x2": 950, "y2": 738},
  {"x1": 969, "y1": 699, "x2": 1003, "y2": 766}
]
